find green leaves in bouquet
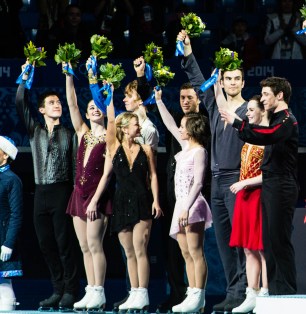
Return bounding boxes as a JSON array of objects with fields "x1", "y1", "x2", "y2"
[
  {"x1": 153, "y1": 63, "x2": 175, "y2": 87},
  {"x1": 213, "y1": 47, "x2": 243, "y2": 71},
  {"x1": 90, "y1": 34, "x2": 113, "y2": 59},
  {"x1": 54, "y1": 43, "x2": 82, "y2": 70},
  {"x1": 181, "y1": 13, "x2": 206, "y2": 38},
  {"x1": 24, "y1": 41, "x2": 47, "y2": 67},
  {"x1": 99, "y1": 63, "x2": 126, "y2": 89},
  {"x1": 300, "y1": 3, "x2": 306, "y2": 20},
  {"x1": 143, "y1": 42, "x2": 164, "y2": 68}
]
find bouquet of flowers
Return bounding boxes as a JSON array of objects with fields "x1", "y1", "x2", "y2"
[
  {"x1": 300, "y1": 1, "x2": 306, "y2": 20},
  {"x1": 214, "y1": 47, "x2": 243, "y2": 71},
  {"x1": 54, "y1": 43, "x2": 82, "y2": 72},
  {"x1": 153, "y1": 64, "x2": 175, "y2": 87},
  {"x1": 90, "y1": 34, "x2": 113, "y2": 59},
  {"x1": 143, "y1": 42, "x2": 164, "y2": 68},
  {"x1": 24, "y1": 41, "x2": 47, "y2": 67},
  {"x1": 99, "y1": 63, "x2": 126, "y2": 89},
  {"x1": 181, "y1": 13, "x2": 206, "y2": 38}
]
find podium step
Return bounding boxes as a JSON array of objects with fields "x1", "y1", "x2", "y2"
[{"x1": 256, "y1": 294, "x2": 306, "y2": 314}]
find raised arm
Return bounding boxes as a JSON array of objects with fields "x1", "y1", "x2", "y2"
[
  {"x1": 15, "y1": 61, "x2": 37, "y2": 136},
  {"x1": 154, "y1": 88, "x2": 186, "y2": 148},
  {"x1": 64, "y1": 63, "x2": 88, "y2": 139},
  {"x1": 105, "y1": 84, "x2": 117, "y2": 155},
  {"x1": 178, "y1": 30, "x2": 217, "y2": 115},
  {"x1": 213, "y1": 70, "x2": 228, "y2": 110}
]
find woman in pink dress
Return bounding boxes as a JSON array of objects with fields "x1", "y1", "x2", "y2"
[
  {"x1": 154, "y1": 88, "x2": 212, "y2": 313},
  {"x1": 64, "y1": 65, "x2": 113, "y2": 311}
]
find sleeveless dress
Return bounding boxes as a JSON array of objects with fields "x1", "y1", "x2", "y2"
[
  {"x1": 229, "y1": 143, "x2": 264, "y2": 250},
  {"x1": 111, "y1": 144, "x2": 153, "y2": 233},
  {"x1": 169, "y1": 146, "x2": 212, "y2": 239},
  {"x1": 66, "y1": 132, "x2": 112, "y2": 219}
]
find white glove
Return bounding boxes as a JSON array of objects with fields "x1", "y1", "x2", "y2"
[{"x1": 0, "y1": 245, "x2": 13, "y2": 262}]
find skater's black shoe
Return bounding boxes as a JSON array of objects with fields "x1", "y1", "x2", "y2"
[
  {"x1": 213, "y1": 297, "x2": 234, "y2": 312},
  {"x1": 38, "y1": 293, "x2": 62, "y2": 311},
  {"x1": 113, "y1": 294, "x2": 129, "y2": 311},
  {"x1": 59, "y1": 293, "x2": 76, "y2": 312},
  {"x1": 224, "y1": 298, "x2": 245, "y2": 312},
  {"x1": 156, "y1": 300, "x2": 173, "y2": 313}
]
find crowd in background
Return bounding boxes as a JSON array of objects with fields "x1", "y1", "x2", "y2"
[{"x1": 1, "y1": 0, "x2": 306, "y2": 65}]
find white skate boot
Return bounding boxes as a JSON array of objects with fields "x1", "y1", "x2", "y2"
[
  {"x1": 172, "y1": 287, "x2": 193, "y2": 313},
  {"x1": 73, "y1": 285, "x2": 94, "y2": 310},
  {"x1": 180, "y1": 288, "x2": 205, "y2": 313},
  {"x1": 232, "y1": 287, "x2": 258, "y2": 313},
  {"x1": 118, "y1": 288, "x2": 138, "y2": 311},
  {"x1": 86, "y1": 286, "x2": 106, "y2": 311},
  {"x1": 0, "y1": 297, "x2": 19, "y2": 311},
  {"x1": 128, "y1": 287, "x2": 149, "y2": 311},
  {"x1": 253, "y1": 287, "x2": 269, "y2": 313}
]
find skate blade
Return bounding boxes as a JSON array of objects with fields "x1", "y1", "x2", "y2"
[
  {"x1": 127, "y1": 306, "x2": 149, "y2": 313},
  {"x1": 38, "y1": 306, "x2": 58, "y2": 312},
  {"x1": 87, "y1": 308, "x2": 105, "y2": 313},
  {"x1": 181, "y1": 307, "x2": 205, "y2": 314},
  {"x1": 59, "y1": 306, "x2": 74, "y2": 312}
]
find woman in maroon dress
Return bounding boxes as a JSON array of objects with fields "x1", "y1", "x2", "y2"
[{"x1": 64, "y1": 65, "x2": 113, "y2": 311}]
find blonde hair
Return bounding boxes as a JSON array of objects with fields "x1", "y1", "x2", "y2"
[{"x1": 115, "y1": 112, "x2": 139, "y2": 142}]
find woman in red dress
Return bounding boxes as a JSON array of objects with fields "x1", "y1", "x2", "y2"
[{"x1": 228, "y1": 96, "x2": 270, "y2": 313}]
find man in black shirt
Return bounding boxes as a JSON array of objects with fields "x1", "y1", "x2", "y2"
[
  {"x1": 16, "y1": 62, "x2": 79, "y2": 311},
  {"x1": 220, "y1": 76, "x2": 298, "y2": 295}
]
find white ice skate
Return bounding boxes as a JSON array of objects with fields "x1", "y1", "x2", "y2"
[
  {"x1": 232, "y1": 287, "x2": 258, "y2": 313},
  {"x1": 172, "y1": 287, "x2": 193, "y2": 313},
  {"x1": 180, "y1": 288, "x2": 205, "y2": 313},
  {"x1": 73, "y1": 285, "x2": 94, "y2": 311},
  {"x1": 128, "y1": 287, "x2": 149, "y2": 311},
  {"x1": 118, "y1": 288, "x2": 138, "y2": 311},
  {"x1": 0, "y1": 297, "x2": 19, "y2": 311},
  {"x1": 253, "y1": 287, "x2": 269, "y2": 313},
  {"x1": 86, "y1": 286, "x2": 106, "y2": 311}
]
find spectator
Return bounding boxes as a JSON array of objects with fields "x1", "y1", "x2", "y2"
[
  {"x1": 37, "y1": 0, "x2": 69, "y2": 30},
  {"x1": 221, "y1": 17, "x2": 262, "y2": 69},
  {"x1": 0, "y1": 136, "x2": 23, "y2": 311},
  {"x1": 264, "y1": 0, "x2": 306, "y2": 59},
  {"x1": 93, "y1": 0, "x2": 134, "y2": 58},
  {"x1": 0, "y1": 0, "x2": 25, "y2": 58},
  {"x1": 38, "y1": 4, "x2": 91, "y2": 59},
  {"x1": 129, "y1": 0, "x2": 165, "y2": 57}
]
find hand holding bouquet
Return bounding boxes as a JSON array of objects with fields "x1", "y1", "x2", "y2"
[
  {"x1": 54, "y1": 43, "x2": 82, "y2": 73},
  {"x1": 24, "y1": 41, "x2": 47, "y2": 67},
  {"x1": 143, "y1": 42, "x2": 164, "y2": 68},
  {"x1": 90, "y1": 34, "x2": 113, "y2": 59},
  {"x1": 300, "y1": 1, "x2": 306, "y2": 20},
  {"x1": 99, "y1": 63, "x2": 126, "y2": 90},
  {"x1": 181, "y1": 13, "x2": 206, "y2": 38},
  {"x1": 214, "y1": 48, "x2": 243, "y2": 71},
  {"x1": 153, "y1": 64, "x2": 175, "y2": 87}
]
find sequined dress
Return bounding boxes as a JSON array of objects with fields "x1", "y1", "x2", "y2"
[
  {"x1": 111, "y1": 145, "x2": 152, "y2": 233},
  {"x1": 169, "y1": 146, "x2": 212, "y2": 239},
  {"x1": 66, "y1": 132, "x2": 112, "y2": 218},
  {"x1": 229, "y1": 143, "x2": 264, "y2": 250}
]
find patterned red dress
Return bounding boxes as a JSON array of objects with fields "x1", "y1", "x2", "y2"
[
  {"x1": 229, "y1": 143, "x2": 264, "y2": 250},
  {"x1": 66, "y1": 131, "x2": 112, "y2": 219}
]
